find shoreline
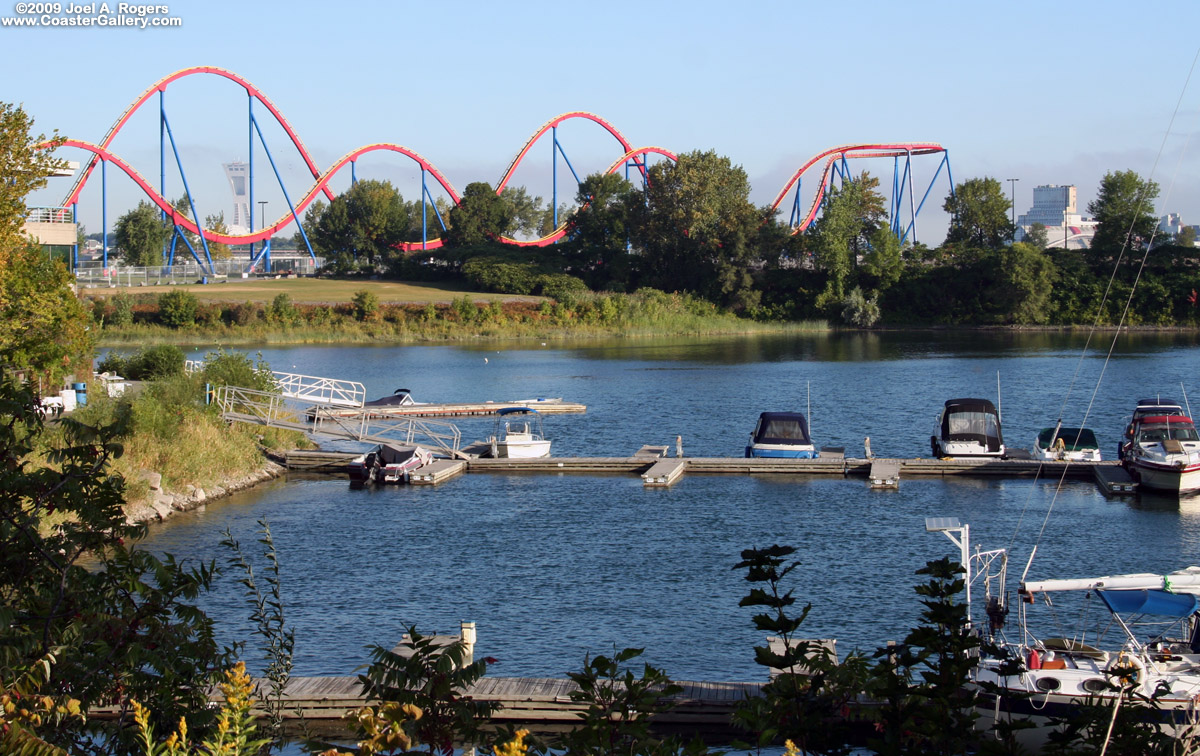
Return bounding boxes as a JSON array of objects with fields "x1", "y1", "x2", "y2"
[{"x1": 124, "y1": 457, "x2": 287, "y2": 525}]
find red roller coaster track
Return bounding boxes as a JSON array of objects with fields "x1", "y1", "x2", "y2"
[{"x1": 42, "y1": 67, "x2": 943, "y2": 250}]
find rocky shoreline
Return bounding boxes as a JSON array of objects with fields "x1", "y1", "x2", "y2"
[{"x1": 125, "y1": 460, "x2": 287, "y2": 524}]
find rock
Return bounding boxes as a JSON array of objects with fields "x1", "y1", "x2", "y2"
[{"x1": 138, "y1": 470, "x2": 163, "y2": 491}]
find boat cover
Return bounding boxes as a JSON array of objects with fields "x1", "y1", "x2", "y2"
[
  {"x1": 1037, "y1": 427, "x2": 1098, "y2": 451},
  {"x1": 1098, "y1": 589, "x2": 1200, "y2": 618},
  {"x1": 941, "y1": 398, "x2": 1003, "y2": 451},
  {"x1": 751, "y1": 412, "x2": 812, "y2": 445},
  {"x1": 363, "y1": 390, "x2": 414, "y2": 408},
  {"x1": 377, "y1": 444, "x2": 426, "y2": 465},
  {"x1": 498, "y1": 406, "x2": 538, "y2": 416}
]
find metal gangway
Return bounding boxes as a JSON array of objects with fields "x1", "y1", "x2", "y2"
[
  {"x1": 215, "y1": 385, "x2": 463, "y2": 458},
  {"x1": 271, "y1": 371, "x2": 365, "y2": 408}
]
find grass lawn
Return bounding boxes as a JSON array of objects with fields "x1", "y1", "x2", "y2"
[{"x1": 80, "y1": 277, "x2": 544, "y2": 305}]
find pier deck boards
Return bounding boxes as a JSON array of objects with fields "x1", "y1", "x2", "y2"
[
  {"x1": 409, "y1": 459, "x2": 468, "y2": 485},
  {"x1": 246, "y1": 675, "x2": 761, "y2": 727},
  {"x1": 642, "y1": 459, "x2": 686, "y2": 487},
  {"x1": 1093, "y1": 463, "x2": 1138, "y2": 495}
]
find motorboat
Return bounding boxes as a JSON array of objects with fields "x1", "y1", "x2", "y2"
[
  {"x1": 1033, "y1": 426, "x2": 1101, "y2": 462},
  {"x1": 1118, "y1": 398, "x2": 1187, "y2": 462},
  {"x1": 488, "y1": 407, "x2": 551, "y2": 459},
  {"x1": 347, "y1": 443, "x2": 432, "y2": 486},
  {"x1": 926, "y1": 518, "x2": 1200, "y2": 748},
  {"x1": 931, "y1": 398, "x2": 1004, "y2": 458},
  {"x1": 1124, "y1": 413, "x2": 1200, "y2": 494},
  {"x1": 744, "y1": 412, "x2": 817, "y2": 459}
]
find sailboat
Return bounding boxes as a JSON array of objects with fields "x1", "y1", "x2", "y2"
[{"x1": 927, "y1": 518, "x2": 1200, "y2": 747}]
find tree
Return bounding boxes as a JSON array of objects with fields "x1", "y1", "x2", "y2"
[
  {"x1": 943, "y1": 177, "x2": 1013, "y2": 249},
  {"x1": 987, "y1": 242, "x2": 1056, "y2": 324},
  {"x1": 0, "y1": 102, "x2": 64, "y2": 265},
  {"x1": 811, "y1": 173, "x2": 888, "y2": 301},
  {"x1": 1178, "y1": 226, "x2": 1197, "y2": 248},
  {"x1": 861, "y1": 226, "x2": 904, "y2": 291},
  {"x1": 629, "y1": 150, "x2": 762, "y2": 310},
  {"x1": 0, "y1": 380, "x2": 228, "y2": 755},
  {"x1": 444, "y1": 182, "x2": 513, "y2": 248},
  {"x1": 1087, "y1": 169, "x2": 1161, "y2": 255},
  {"x1": 1024, "y1": 222, "x2": 1049, "y2": 249},
  {"x1": 561, "y1": 172, "x2": 638, "y2": 289},
  {"x1": 204, "y1": 211, "x2": 232, "y2": 259},
  {"x1": 114, "y1": 201, "x2": 170, "y2": 266},
  {"x1": 0, "y1": 102, "x2": 91, "y2": 384},
  {"x1": 499, "y1": 186, "x2": 545, "y2": 239},
  {"x1": 307, "y1": 180, "x2": 412, "y2": 269}
]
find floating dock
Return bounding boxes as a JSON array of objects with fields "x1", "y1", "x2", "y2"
[{"x1": 323, "y1": 398, "x2": 587, "y2": 419}]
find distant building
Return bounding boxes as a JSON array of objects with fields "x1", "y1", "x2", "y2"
[
  {"x1": 223, "y1": 161, "x2": 251, "y2": 235},
  {"x1": 1160, "y1": 213, "x2": 1184, "y2": 236},
  {"x1": 1015, "y1": 184, "x2": 1096, "y2": 249}
]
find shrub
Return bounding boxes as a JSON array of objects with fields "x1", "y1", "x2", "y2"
[
  {"x1": 536, "y1": 273, "x2": 588, "y2": 305},
  {"x1": 352, "y1": 290, "x2": 380, "y2": 322},
  {"x1": 200, "y1": 349, "x2": 276, "y2": 393},
  {"x1": 109, "y1": 292, "x2": 134, "y2": 327},
  {"x1": 842, "y1": 287, "x2": 880, "y2": 327},
  {"x1": 461, "y1": 257, "x2": 539, "y2": 294},
  {"x1": 267, "y1": 292, "x2": 298, "y2": 324},
  {"x1": 157, "y1": 289, "x2": 200, "y2": 328}
]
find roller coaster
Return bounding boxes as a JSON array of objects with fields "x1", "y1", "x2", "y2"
[{"x1": 41, "y1": 66, "x2": 953, "y2": 276}]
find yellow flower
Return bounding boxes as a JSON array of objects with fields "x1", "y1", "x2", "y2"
[
  {"x1": 494, "y1": 728, "x2": 530, "y2": 756},
  {"x1": 784, "y1": 739, "x2": 802, "y2": 756}
]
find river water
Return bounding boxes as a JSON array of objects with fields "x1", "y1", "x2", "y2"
[{"x1": 141, "y1": 331, "x2": 1200, "y2": 683}]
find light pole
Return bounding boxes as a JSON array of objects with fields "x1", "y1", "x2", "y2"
[{"x1": 1006, "y1": 178, "x2": 1019, "y2": 241}]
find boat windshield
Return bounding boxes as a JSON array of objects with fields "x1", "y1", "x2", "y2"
[
  {"x1": 753, "y1": 415, "x2": 811, "y2": 445},
  {"x1": 947, "y1": 411, "x2": 1001, "y2": 439},
  {"x1": 1137, "y1": 424, "x2": 1200, "y2": 443}
]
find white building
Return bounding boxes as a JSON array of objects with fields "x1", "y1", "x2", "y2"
[{"x1": 1015, "y1": 184, "x2": 1097, "y2": 249}]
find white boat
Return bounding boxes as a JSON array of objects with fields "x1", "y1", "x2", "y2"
[
  {"x1": 744, "y1": 411, "x2": 818, "y2": 459},
  {"x1": 488, "y1": 407, "x2": 551, "y2": 459},
  {"x1": 926, "y1": 518, "x2": 1200, "y2": 748},
  {"x1": 931, "y1": 398, "x2": 1005, "y2": 458},
  {"x1": 1125, "y1": 413, "x2": 1200, "y2": 494},
  {"x1": 1033, "y1": 426, "x2": 1101, "y2": 462},
  {"x1": 1118, "y1": 398, "x2": 1187, "y2": 462}
]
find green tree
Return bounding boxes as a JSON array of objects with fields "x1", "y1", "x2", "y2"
[
  {"x1": 1024, "y1": 222, "x2": 1049, "y2": 249},
  {"x1": 0, "y1": 243, "x2": 93, "y2": 385},
  {"x1": 988, "y1": 242, "x2": 1056, "y2": 324},
  {"x1": 157, "y1": 289, "x2": 199, "y2": 328},
  {"x1": 445, "y1": 182, "x2": 513, "y2": 248},
  {"x1": 204, "y1": 211, "x2": 232, "y2": 260},
  {"x1": 0, "y1": 102, "x2": 64, "y2": 262},
  {"x1": 1087, "y1": 169, "x2": 1161, "y2": 256},
  {"x1": 562, "y1": 172, "x2": 638, "y2": 289},
  {"x1": 0, "y1": 380, "x2": 228, "y2": 755},
  {"x1": 499, "y1": 185, "x2": 545, "y2": 239},
  {"x1": 1177, "y1": 226, "x2": 1197, "y2": 248},
  {"x1": 811, "y1": 173, "x2": 888, "y2": 302},
  {"x1": 861, "y1": 225, "x2": 904, "y2": 292},
  {"x1": 629, "y1": 150, "x2": 762, "y2": 310},
  {"x1": 352, "y1": 289, "x2": 380, "y2": 321},
  {"x1": 308, "y1": 180, "x2": 412, "y2": 269},
  {"x1": 943, "y1": 177, "x2": 1013, "y2": 249},
  {"x1": 115, "y1": 201, "x2": 170, "y2": 267}
]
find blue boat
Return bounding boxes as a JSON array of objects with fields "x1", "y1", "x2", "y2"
[{"x1": 745, "y1": 412, "x2": 817, "y2": 459}]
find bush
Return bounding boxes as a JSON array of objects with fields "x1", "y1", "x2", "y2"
[
  {"x1": 158, "y1": 289, "x2": 200, "y2": 328},
  {"x1": 842, "y1": 287, "x2": 880, "y2": 327},
  {"x1": 97, "y1": 345, "x2": 185, "y2": 380},
  {"x1": 109, "y1": 292, "x2": 134, "y2": 327},
  {"x1": 536, "y1": 273, "x2": 588, "y2": 305},
  {"x1": 200, "y1": 349, "x2": 276, "y2": 393},
  {"x1": 461, "y1": 257, "x2": 539, "y2": 294},
  {"x1": 352, "y1": 290, "x2": 380, "y2": 322}
]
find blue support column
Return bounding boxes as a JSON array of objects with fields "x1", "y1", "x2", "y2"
[
  {"x1": 162, "y1": 112, "x2": 214, "y2": 273},
  {"x1": 160, "y1": 90, "x2": 168, "y2": 262},
  {"x1": 250, "y1": 112, "x2": 316, "y2": 263},
  {"x1": 351, "y1": 160, "x2": 357, "y2": 185}
]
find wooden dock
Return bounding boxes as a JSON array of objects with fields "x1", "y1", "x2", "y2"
[
  {"x1": 1093, "y1": 463, "x2": 1138, "y2": 495},
  {"x1": 244, "y1": 675, "x2": 761, "y2": 732},
  {"x1": 642, "y1": 459, "x2": 686, "y2": 487},
  {"x1": 409, "y1": 459, "x2": 468, "y2": 485},
  {"x1": 321, "y1": 398, "x2": 587, "y2": 419}
]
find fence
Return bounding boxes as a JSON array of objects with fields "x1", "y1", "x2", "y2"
[{"x1": 73, "y1": 257, "x2": 319, "y2": 288}]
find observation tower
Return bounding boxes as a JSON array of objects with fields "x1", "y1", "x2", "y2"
[{"x1": 222, "y1": 161, "x2": 251, "y2": 235}]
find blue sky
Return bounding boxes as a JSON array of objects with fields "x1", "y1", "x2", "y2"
[{"x1": 8, "y1": 0, "x2": 1200, "y2": 245}]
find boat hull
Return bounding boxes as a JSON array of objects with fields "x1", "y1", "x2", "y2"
[
  {"x1": 494, "y1": 440, "x2": 552, "y2": 459},
  {"x1": 745, "y1": 444, "x2": 818, "y2": 459},
  {"x1": 1131, "y1": 460, "x2": 1200, "y2": 493}
]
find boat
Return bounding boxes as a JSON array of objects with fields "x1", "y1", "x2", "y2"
[
  {"x1": 926, "y1": 518, "x2": 1200, "y2": 748},
  {"x1": 1033, "y1": 426, "x2": 1101, "y2": 462},
  {"x1": 1117, "y1": 398, "x2": 1187, "y2": 462},
  {"x1": 347, "y1": 443, "x2": 433, "y2": 486},
  {"x1": 488, "y1": 407, "x2": 551, "y2": 458},
  {"x1": 744, "y1": 412, "x2": 817, "y2": 459},
  {"x1": 930, "y1": 398, "x2": 1005, "y2": 458},
  {"x1": 1123, "y1": 413, "x2": 1200, "y2": 494}
]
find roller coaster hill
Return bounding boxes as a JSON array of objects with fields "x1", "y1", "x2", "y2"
[{"x1": 33, "y1": 66, "x2": 954, "y2": 282}]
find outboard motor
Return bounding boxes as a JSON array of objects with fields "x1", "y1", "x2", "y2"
[{"x1": 986, "y1": 595, "x2": 1009, "y2": 633}]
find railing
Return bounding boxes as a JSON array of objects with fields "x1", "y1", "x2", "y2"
[
  {"x1": 272, "y1": 371, "x2": 365, "y2": 408},
  {"x1": 25, "y1": 206, "x2": 73, "y2": 224},
  {"x1": 73, "y1": 257, "x2": 319, "y2": 287},
  {"x1": 215, "y1": 385, "x2": 308, "y2": 431}
]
